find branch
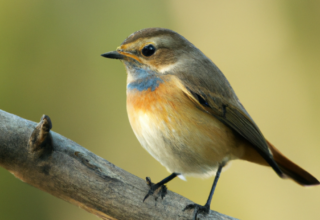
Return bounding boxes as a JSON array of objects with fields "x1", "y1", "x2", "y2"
[{"x1": 0, "y1": 109, "x2": 237, "y2": 220}]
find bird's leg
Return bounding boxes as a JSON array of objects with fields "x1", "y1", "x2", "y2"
[
  {"x1": 183, "y1": 163, "x2": 224, "y2": 220},
  {"x1": 143, "y1": 173, "x2": 178, "y2": 202}
]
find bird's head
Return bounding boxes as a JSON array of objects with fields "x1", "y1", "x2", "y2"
[{"x1": 102, "y1": 28, "x2": 202, "y2": 83}]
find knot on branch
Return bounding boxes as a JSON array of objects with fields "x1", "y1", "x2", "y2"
[{"x1": 28, "y1": 115, "x2": 53, "y2": 159}]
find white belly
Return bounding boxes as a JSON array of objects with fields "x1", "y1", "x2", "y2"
[{"x1": 128, "y1": 102, "x2": 244, "y2": 178}]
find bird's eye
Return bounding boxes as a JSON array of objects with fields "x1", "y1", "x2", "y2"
[{"x1": 142, "y1": 44, "x2": 156, "y2": 57}]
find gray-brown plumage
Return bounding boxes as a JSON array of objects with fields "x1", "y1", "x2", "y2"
[{"x1": 102, "y1": 28, "x2": 319, "y2": 219}]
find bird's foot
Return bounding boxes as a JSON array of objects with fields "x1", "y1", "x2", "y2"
[
  {"x1": 183, "y1": 203, "x2": 210, "y2": 220},
  {"x1": 143, "y1": 177, "x2": 167, "y2": 202}
]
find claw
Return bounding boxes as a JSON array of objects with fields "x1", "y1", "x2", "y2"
[
  {"x1": 183, "y1": 203, "x2": 210, "y2": 220},
  {"x1": 143, "y1": 177, "x2": 155, "y2": 202},
  {"x1": 143, "y1": 177, "x2": 168, "y2": 202},
  {"x1": 159, "y1": 185, "x2": 167, "y2": 199},
  {"x1": 146, "y1": 177, "x2": 152, "y2": 186}
]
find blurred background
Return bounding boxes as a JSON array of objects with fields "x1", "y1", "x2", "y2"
[{"x1": 1, "y1": 0, "x2": 320, "y2": 219}]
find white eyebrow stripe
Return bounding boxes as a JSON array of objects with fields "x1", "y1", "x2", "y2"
[{"x1": 158, "y1": 61, "x2": 179, "y2": 74}]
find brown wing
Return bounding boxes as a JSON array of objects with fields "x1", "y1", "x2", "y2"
[
  {"x1": 176, "y1": 76, "x2": 320, "y2": 185},
  {"x1": 172, "y1": 49, "x2": 320, "y2": 183},
  {"x1": 178, "y1": 78, "x2": 283, "y2": 177}
]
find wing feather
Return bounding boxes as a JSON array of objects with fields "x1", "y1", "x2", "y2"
[{"x1": 177, "y1": 74, "x2": 283, "y2": 176}]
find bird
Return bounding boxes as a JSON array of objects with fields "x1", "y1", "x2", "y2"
[{"x1": 101, "y1": 28, "x2": 319, "y2": 219}]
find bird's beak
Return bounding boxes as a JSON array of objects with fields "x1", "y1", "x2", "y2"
[
  {"x1": 101, "y1": 51, "x2": 125, "y2": 60},
  {"x1": 102, "y1": 49, "x2": 141, "y2": 62}
]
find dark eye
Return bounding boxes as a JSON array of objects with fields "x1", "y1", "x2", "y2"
[{"x1": 142, "y1": 44, "x2": 156, "y2": 57}]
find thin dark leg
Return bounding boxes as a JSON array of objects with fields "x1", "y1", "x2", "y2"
[
  {"x1": 143, "y1": 173, "x2": 178, "y2": 202},
  {"x1": 155, "y1": 173, "x2": 178, "y2": 186},
  {"x1": 204, "y1": 163, "x2": 223, "y2": 207},
  {"x1": 184, "y1": 163, "x2": 224, "y2": 220}
]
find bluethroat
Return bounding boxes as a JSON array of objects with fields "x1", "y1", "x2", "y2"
[{"x1": 102, "y1": 28, "x2": 319, "y2": 219}]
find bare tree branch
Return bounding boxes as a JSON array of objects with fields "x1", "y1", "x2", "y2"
[{"x1": 0, "y1": 109, "x2": 237, "y2": 220}]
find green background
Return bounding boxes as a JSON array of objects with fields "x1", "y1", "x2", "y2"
[{"x1": 1, "y1": 1, "x2": 320, "y2": 219}]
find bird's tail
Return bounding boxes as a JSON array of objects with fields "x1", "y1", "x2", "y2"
[{"x1": 266, "y1": 140, "x2": 319, "y2": 186}]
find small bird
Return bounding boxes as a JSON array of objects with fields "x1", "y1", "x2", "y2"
[{"x1": 102, "y1": 28, "x2": 319, "y2": 218}]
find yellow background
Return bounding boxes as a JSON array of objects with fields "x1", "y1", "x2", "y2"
[{"x1": 1, "y1": 1, "x2": 320, "y2": 219}]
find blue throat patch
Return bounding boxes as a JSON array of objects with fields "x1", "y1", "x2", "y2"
[
  {"x1": 127, "y1": 76, "x2": 164, "y2": 91},
  {"x1": 125, "y1": 62, "x2": 164, "y2": 91}
]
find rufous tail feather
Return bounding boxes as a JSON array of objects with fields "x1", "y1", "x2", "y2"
[{"x1": 267, "y1": 140, "x2": 319, "y2": 186}]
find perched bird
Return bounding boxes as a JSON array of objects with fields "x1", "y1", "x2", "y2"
[{"x1": 102, "y1": 28, "x2": 319, "y2": 218}]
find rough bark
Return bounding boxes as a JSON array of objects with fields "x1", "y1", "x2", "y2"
[{"x1": 0, "y1": 109, "x2": 237, "y2": 220}]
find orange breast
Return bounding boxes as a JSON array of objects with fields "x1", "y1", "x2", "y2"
[
  {"x1": 127, "y1": 75, "x2": 177, "y2": 124},
  {"x1": 126, "y1": 75, "x2": 245, "y2": 176}
]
